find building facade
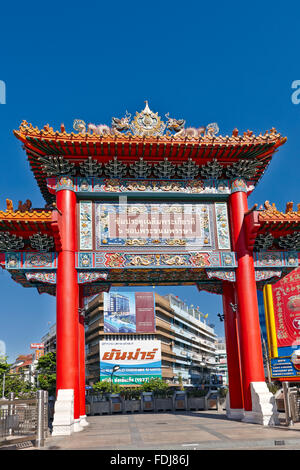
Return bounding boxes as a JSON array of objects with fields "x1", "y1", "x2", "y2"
[
  {"x1": 215, "y1": 338, "x2": 228, "y2": 386},
  {"x1": 41, "y1": 324, "x2": 57, "y2": 354},
  {"x1": 164, "y1": 294, "x2": 218, "y2": 387},
  {"x1": 85, "y1": 291, "x2": 219, "y2": 387},
  {"x1": 10, "y1": 354, "x2": 36, "y2": 386}
]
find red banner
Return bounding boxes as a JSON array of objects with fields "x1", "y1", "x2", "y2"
[
  {"x1": 272, "y1": 268, "x2": 300, "y2": 348},
  {"x1": 135, "y1": 292, "x2": 155, "y2": 333}
]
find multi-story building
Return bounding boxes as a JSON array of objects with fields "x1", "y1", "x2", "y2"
[
  {"x1": 164, "y1": 294, "x2": 218, "y2": 387},
  {"x1": 39, "y1": 292, "x2": 223, "y2": 388},
  {"x1": 41, "y1": 324, "x2": 56, "y2": 354},
  {"x1": 109, "y1": 293, "x2": 130, "y2": 313},
  {"x1": 214, "y1": 337, "x2": 228, "y2": 386},
  {"x1": 85, "y1": 291, "x2": 219, "y2": 387},
  {"x1": 10, "y1": 354, "x2": 36, "y2": 386},
  {"x1": 85, "y1": 292, "x2": 175, "y2": 385}
]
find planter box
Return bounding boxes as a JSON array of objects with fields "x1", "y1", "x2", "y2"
[
  {"x1": 154, "y1": 397, "x2": 173, "y2": 412},
  {"x1": 89, "y1": 400, "x2": 110, "y2": 416},
  {"x1": 122, "y1": 400, "x2": 141, "y2": 414},
  {"x1": 173, "y1": 393, "x2": 187, "y2": 411},
  {"x1": 187, "y1": 397, "x2": 207, "y2": 411},
  {"x1": 109, "y1": 395, "x2": 123, "y2": 414},
  {"x1": 207, "y1": 398, "x2": 217, "y2": 410},
  {"x1": 142, "y1": 393, "x2": 154, "y2": 412},
  {"x1": 219, "y1": 398, "x2": 226, "y2": 411}
]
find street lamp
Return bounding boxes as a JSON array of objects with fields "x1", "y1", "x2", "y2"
[
  {"x1": 110, "y1": 365, "x2": 120, "y2": 393},
  {"x1": 200, "y1": 361, "x2": 205, "y2": 388}
]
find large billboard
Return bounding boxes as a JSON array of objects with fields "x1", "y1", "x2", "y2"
[
  {"x1": 99, "y1": 339, "x2": 162, "y2": 385},
  {"x1": 103, "y1": 291, "x2": 155, "y2": 333},
  {"x1": 263, "y1": 268, "x2": 300, "y2": 379}
]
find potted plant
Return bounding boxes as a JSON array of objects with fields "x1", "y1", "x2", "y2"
[
  {"x1": 142, "y1": 378, "x2": 173, "y2": 412},
  {"x1": 89, "y1": 381, "x2": 113, "y2": 415},
  {"x1": 187, "y1": 388, "x2": 208, "y2": 411},
  {"x1": 120, "y1": 387, "x2": 142, "y2": 413},
  {"x1": 218, "y1": 386, "x2": 228, "y2": 409}
]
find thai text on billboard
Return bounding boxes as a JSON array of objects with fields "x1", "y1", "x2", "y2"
[
  {"x1": 99, "y1": 339, "x2": 162, "y2": 385},
  {"x1": 103, "y1": 292, "x2": 155, "y2": 333}
]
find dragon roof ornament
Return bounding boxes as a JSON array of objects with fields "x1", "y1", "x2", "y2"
[
  {"x1": 73, "y1": 101, "x2": 219, "y2": 138},
  {"x1": 260, "y1": 201, "x2": 300, "y2": 218}
]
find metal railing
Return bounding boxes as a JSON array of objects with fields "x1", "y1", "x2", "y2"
[
  {"x1": 0, "y1": 390, "x2": 48, "y2": 448},
  {"x1": 283, "y1": 384, "x2": 300, "y2": 425}
]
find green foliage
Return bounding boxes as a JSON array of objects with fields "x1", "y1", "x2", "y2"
[
  {"x1": 36, "y1": 352, "x2": 56, "y2": 396},
  {"x1": 0, "y1": 357, "x2": 36, "y2": 398},
  {"x1": 0, "y1": 356, "x2": 10, "y2": 376},
  {"x1": 178, "y1": 373, "x2": 184, "y2": 391},
  {"x1": 120, "y1": 387, "x2": 141, "y2": 400},
  {"x1": 218, "y1": 386, "x2": 228, "y2": 398},
  {"x1": 4, "y1": 374, "x2": 36, "y2": 398},
  {"x1": 92, "y1": 380, "x2": 120, "y2": 394},
  {"x1": 141, "y1": 378, "x2": 172, "y2": 397},
  {"x1": 267, "y1": 382, "x2": 281, "y2": 395},
  {"x1": 187, "y1": 388, "x2": 207, "y2": 397},
  {"x1": 92, "y1": 378, "x2": 173, "y2": 398},
  {"x1": 36, "y1": 352, "x2": 56, "y2": 373}
]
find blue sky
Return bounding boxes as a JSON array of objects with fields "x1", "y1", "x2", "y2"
[{"x1": 0, "y1": 1, "x2": 299, "y2": 361}]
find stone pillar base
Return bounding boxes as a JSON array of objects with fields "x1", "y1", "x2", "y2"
[
  {"x1": 74, "y1": 418, "x2": 83, "y2": 432},
  {"x1": 80, "y1": 415, "x2": 89, "y2": 427},
  {"x1": 226, "y1": 408, "x2": 245, "y2": 420},
  {"x1": 225, "y1": 393, "x2": 244, "y2": 420},
  {"x1": 52, "y1": 389, "x2": 75, "y2": 436},
  {"x1": 242, "y1": 382, "x2": 280, "y2": 426}
]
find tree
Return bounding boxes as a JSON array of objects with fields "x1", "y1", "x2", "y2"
[
  {"x1": 178, "y1": 373, "x2": 184, "y2": 391},
  {"x1": 0, "y1": 356, "x2": 36, "y2": 398},
  {"x1": 92, "y1": 381, "x2": 120, "y2": 394},
  {"x1": 141, "y1": 378, "x2": 171, "y2": 397},
  {"x1": 0, "y1": 356, "x2": 10, "y2": 377},
  {"x1": 36, "y1": 352, "x2": 56, "y2": 396}
]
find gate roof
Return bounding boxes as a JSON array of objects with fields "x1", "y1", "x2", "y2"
[{"x1": 13, "y1": 103, "x2": 286, "y2": 203}]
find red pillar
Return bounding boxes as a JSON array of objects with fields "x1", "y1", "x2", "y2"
[
  {"x1": 222, "y1": 281, "x2": 244, "y2": 411},
  {"x1": 229, "y1": 181, "x2": 265, "y2": 411},
  {"x1": 56, "y1": 187, "x2": 80, "y2": 421},
  {"x1": 78, "y1": 286, "x2": 86, "y2": 419}
]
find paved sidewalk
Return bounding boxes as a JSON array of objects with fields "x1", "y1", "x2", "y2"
[{"x1": 41, "y1": 410, "x2": 300, "y2": 451}]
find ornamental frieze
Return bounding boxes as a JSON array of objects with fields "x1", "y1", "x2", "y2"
[
  {"x1": 9, "y1": 269, "x2": 109, "y2": 286},
  {"x1": 77, "y1": 272, "x2": 108, "y2": 283},
  {"x1": 0, "y1": 232, "x2": 24, "y2": 251},
  {"x1": 26, "y1": 272, "x2": 56, "y2": 284},
  {"x1": 75, "y1": 251, "x2": 237, "y2": 269},
  {"x1": 207, "y1": 270, "x2": 236, "y2": 282},
  {"x1": 106, "y1": 268, "x2": 208, "y2": 283},
  {"x1": 253, "y1": 251, "x2": 298, "y2": 268},
  {"x1": 29, "y1": 233, "x2": 55, "y2": 252},
  {"x1": 47, "y1": 176, "x2": 255, "y2": 196},
  {"x1": 5, "y1": 252, "x2": 57, "y2": 270},
  {"x1": 5, "y1": 250, "x2": 296, "y2": 272},
  {"x1": 74, "y1": 101, "x2": 219, "y2": 139}
]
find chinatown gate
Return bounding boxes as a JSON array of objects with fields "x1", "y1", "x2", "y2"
[{"x1": 1, "y1": 102, "x2": 299, "y2": 435}]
